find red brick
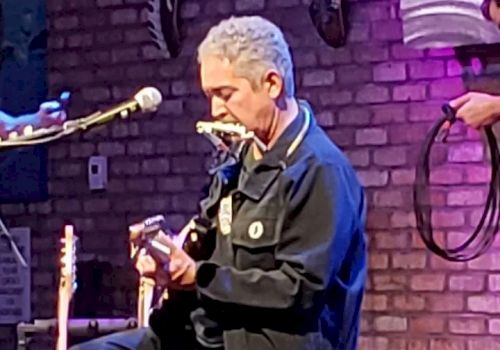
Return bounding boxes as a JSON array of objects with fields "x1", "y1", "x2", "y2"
[
  {"x1": 488, "y1": 318, "x2": 500, "y2": 334},
  {"x1": 392, "y1": 252, "x2": 427, "y2": 269},
  {"x1": 336, "y1": 65, "x2": 372, "y2": 85},
  {"x1": 373, "y1": 232, "x2": 408, "y2": 249},
  {"x1": 447, "y1": 190, "x2": 484, "y2": 206},
  {"x1": 408, "y1": 102, "x2": 446, "y2": 122},
  {"x1": 301, "y1": 69, "x2": 335, "y2": 87},
  {"x1": 468, "y1": 253, "x2": 500, "y2": 271},
  {"x1": 427, "y1": 47, "x2": 455, "y2": 57},
  {"x1": 391, "y1": 43, "x2": 425, "y2": 59},
  {"x1": 345, "y1": 149, "x2": 370, "y2": 167},
  {"x1": 388, "y1": 124, "x2": 430, "y2": 144},
  {"x1": 315, "y1": 111, "x2": 335, "y2": 127},
  {"x1": 488, "y1": 274, "x2": 500, "y2": 291},
  {"x1": 355, "y1": 84, "x2": 390, "y2": 104},
  {"x1": 351, "y1": 3, "x2": 390, "y2": 21},
  {"x1": 448, "y1": 142, "x2": 484, "y2": 163},
  {"x1": 371, "y1": 104, "x2": 407, "y2": 124},
  {"x1": 429, "y1": 168, "x2": 463, "y2": 185},
  {"x1": 449, "y1": 318, "x2": 486, "y2": 334},
  {"x1": 468, "y1": 295, "x2": 500, "y2": 313},
  {"x1": 362, "y1": 294, "x2": 388, "y2": 311},
  {"x1": 447, "y1": 59, "x2": 464, "y2": 77},
  {"x1": 449, "y1": 275, "x2": 484, "y2": 292},
  {"x1": 467, "y1": 338, "x2": 500, "y2": 350},
  {"x1": 347, "y1": 22, "x2": 370, "y2": 43},
  {"x1": 429, "y1": 255, "x2": 465, "y2": 270},
  {"x1": 372, "y1": 20, "x2": 403, "y2": 41},
  {"x1": 327, "y1": 129, "x2": 354, "y2": 147},
  {"x1": 372, "y1": 274, "x2": 407, "y2": 291},
  {"x1": 337, "y1": 107, "x2": 370, "y2": 126},
  {"x1": 352, "y1": 43, "x2": 389, "y2": 63},
  {"x1": 393, "y1": 294, "x2": 425, "y2": 311},
  {"x1": 429, "y1": 339, "x2": 465, "y2": 350},
  {"x1": 83, "y1": 199, "x2": 110, "y2": 213},
  {"x1": 390, "y1": 211, "x2": 416, "y2": 228},
  {"x1": 140, "y1": 158, "x2": 170, "y2": 175},
  {"x1": 369, "y1": 253, "x2": 389, "y2": 270},
  {"x1": 126, "y1": 178, "x2": 155, "y2": 192},
  {"x1": 319, "y1": 91, "x2": 353, "y2": 106},
  {"x1": 318, "y1": 47, "x2": 352, "y2": 65},
  {"x1": 110, "y1": 8, "x2": 138, "y2": 25},
  {"x1": 373, "y1": 147, "x2": 407, "y2": 166},
  {"x1": 127, "y1": 141, "x2": 155, "y2": 155},
  {"x1": 410, "y1": 316, "x2": 445, "y2": 334},
  {"x1": 358, "y1": 337, "x2": 389, "y2": 350},
  {"x1": 393, "y1": 83, "x2": 427, "y2": 101},
  {"x1": 53, "y1": 16, "x2": 79, "y2": 30},
  {"x1": 373, "y1": 62, "x2": 407, "y2": 82},
  {"x1": 408, "y1": 340, "x2": 429, "y2": 350},
  {"x1": 427, "y1": 294, "x2": 464, "y2": 312},
  {"x1": 355, "y1": 128, "x2": 387, "y2": 145},
  {"x1": 357, "y1": 170, "x2": 389, "y2": 187},
  {"x1": 390, "y1": 168, "x2": 415, "y2": 185},
  {"x1": 372, "y1": 190, "x2": 405, "y2": 207},
  {"x1": 409, "y1": 60, "x2": 445, "y2": 79},
  {"x1": 430, "y1": 78, "x2": 466, "y2": 99},
  {"x1": 235, "y1": 0, "x2": 264, "y2": 11},
  {"x1": 465, "y1": 165, "x2": 490, "y2": 184},
  {"x1": 374, "y1": 316, "x2": 408, "y2": 332},
  {"x1": 411, "y1": 273, "x2": 445, "y2": 291},
  {"x1": 431, "y1": 210, "x2": 465, "y2": 228}
]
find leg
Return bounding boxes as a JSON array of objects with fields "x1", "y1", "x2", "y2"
[{"x1": 69, "y1": 327, "x2": 161, "y2": 350}]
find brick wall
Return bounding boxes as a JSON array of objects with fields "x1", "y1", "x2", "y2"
[{"x1": 0, "y1": 0, "x2": 499, "y2": 349}]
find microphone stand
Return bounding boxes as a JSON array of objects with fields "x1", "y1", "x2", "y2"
[
  {"x1": 0, "y1": 216, "x2": 27, "y2": 267},
  {"x1": 0, "y1": 99, "x2": 152, "y2": 267}
]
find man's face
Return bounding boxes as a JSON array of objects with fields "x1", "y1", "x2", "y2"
[{"x1": 200, "y1": 55, "x2": 275, "y2": 138}]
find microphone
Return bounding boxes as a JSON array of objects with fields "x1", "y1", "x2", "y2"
[{"x1": 70, "y1": 86, "x2": 163, "y2": 128}]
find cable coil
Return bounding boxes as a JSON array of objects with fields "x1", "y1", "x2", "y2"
[{"x1": 413, "y1": 104, "x2": 500, "y2": 261}]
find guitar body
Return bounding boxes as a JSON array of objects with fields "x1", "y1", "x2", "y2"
[{"x1": 56, "y1": 225, "x2": 78, "y2": 350}]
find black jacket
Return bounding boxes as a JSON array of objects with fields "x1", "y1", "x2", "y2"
[{"x1": 176, "y1": 100, "x2": 367, "y2": 350}]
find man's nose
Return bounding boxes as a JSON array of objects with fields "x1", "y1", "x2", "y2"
[{"x1": 210, "y1": 96, "x2": 227, "y2": 120}]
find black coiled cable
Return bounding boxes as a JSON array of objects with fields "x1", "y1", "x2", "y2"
[{"x1": 413, "y1": 104, "x2": 500, "y2": 261}]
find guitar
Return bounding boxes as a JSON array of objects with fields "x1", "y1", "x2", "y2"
[
  {"x1": 129, "y1": 215, "x2": 213, "y2": 325},
  {"x1": 56, "y1": 224, "x2": 78, "y2": 350}
]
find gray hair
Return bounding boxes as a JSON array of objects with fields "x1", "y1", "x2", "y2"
[{"x1": 197, "y1": 16, "x2": 295, "y2": 98}]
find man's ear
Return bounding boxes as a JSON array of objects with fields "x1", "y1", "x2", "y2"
[{"x1": 262, "y1": 70, "x2": 284, "y2": 99}]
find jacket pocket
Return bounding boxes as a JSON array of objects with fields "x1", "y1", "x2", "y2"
[{"x1": 230, "y1": 212, "x2": 281, "y2": 270}]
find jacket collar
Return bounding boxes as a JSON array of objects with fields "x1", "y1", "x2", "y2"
[{"x1": 237, "y1": 99, "x2": 315, "y2": 201}]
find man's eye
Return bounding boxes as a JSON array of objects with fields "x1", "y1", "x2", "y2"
[
  {"x1": 217, "y1": 90, "x2": 233, "y2": 101},
  {"x1": 220, "y1": 93, "x2": 232, "y2": 101}
]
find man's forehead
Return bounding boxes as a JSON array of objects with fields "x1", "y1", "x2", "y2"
[{"x1": 200, "y1": 55, "x2": 238, "y2": 90}]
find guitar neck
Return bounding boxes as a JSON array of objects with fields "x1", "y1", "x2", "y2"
[
  {"x1": 56, "y1": 225, "x2": 77, "y2": 350},
  {"x1": 137, "y1": 276, "x2": 156, "y2": 328},
  {"x1": 56, "y1": 280, "x2": 69, "y2": 350}
]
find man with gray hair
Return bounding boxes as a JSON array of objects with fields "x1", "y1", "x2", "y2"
[{"x1": 71, "y1": 15, "x2": 366, "y2": 350}]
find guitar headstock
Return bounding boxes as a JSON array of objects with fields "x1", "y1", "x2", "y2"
[{"x1": 60, "y1": 224, "x2": 78, "y2": 296}]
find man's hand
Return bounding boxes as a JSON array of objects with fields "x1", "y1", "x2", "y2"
[
  {"x1": 158, "y1": 232, "x2": 197, "y2": 289},
  {"x1": 134, "y1": 231, "x2": 197, "y2": 290},
  {"x1": 37, "y1": 100, "x2": 66, "y2": 128},
  {"x1": 490, "y1": 0, "x2": 500, "y2": 25},
  {"x1": 449, "y1": 92, "x2": 500, "y2": 129}
]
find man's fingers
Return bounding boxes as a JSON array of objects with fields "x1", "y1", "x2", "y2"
[
  {"x1": 170, "y1": 261, "x2": 188, "y2": 281},
  {"x1": 449, "y1": 93, "x2": 471, "y2": 110}
]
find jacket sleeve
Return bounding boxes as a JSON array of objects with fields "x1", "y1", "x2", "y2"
[{"x1": 195, "y1": 162, "x2": 364, "y2": 311}]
